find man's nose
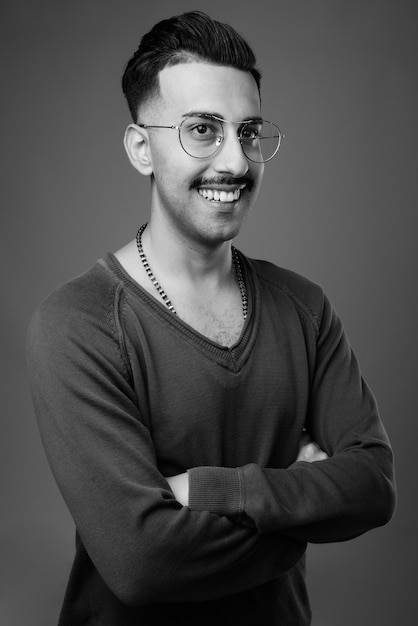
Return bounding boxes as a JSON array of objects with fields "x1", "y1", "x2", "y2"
[{"x1": 213, "y1": 129, "x2": 249, "y2": 177}]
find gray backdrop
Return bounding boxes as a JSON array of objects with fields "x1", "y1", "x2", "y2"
[{"x1": 1, "y1": 0, "x2": 416, "y2": 624}]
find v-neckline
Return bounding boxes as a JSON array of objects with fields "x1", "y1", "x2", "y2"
[{"x1": 103, "y1": 251, "x2": 260, "y2": 373}]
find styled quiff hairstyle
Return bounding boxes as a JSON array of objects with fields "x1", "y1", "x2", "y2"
[{"x1": 121, "y1": 11, "x2": 261, "y2": 121}]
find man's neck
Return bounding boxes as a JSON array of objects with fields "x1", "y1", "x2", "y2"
[{"x1": 144, "y1": 215, "x2": 235, "y2": 290}]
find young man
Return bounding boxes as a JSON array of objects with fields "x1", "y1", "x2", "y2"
[{"x1": 27, "y1": 11, "x2": 396, "y2": 626}]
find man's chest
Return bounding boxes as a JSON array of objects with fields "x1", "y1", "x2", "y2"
[
  {"x1": 129, "y1": 315, "x2": 312, "y2": 474},
  {"x1": 171, "y1": 282, "x2": 246, "y2": 348},
  {"x1": 178, "y1": 304, "x2": 244, "y2": 347}
]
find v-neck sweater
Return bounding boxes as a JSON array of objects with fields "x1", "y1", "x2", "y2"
[{"x1": 27, "y1": 251, "x2": 395, "y2": 625}]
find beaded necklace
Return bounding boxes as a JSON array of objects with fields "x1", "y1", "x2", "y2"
[{"x1": 135, "y1": 223, "x2": 247, "y2": 319}]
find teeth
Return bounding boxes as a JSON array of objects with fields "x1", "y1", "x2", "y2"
[{"x1": 198, "y1": 188, "x2": 241, "y2": 202}]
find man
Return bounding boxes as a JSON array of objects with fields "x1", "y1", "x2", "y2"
[{"x1": 27, "y1": 11, "x2": 396, "y2": 626}]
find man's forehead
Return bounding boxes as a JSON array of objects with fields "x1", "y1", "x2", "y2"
[{"x1": 155, "y1": 62, "x2": 261, "y2": 120}]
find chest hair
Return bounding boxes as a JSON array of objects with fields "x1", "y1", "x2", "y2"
[{"x1": 176, "y1": 296, "x2": 245, "y2": 348}]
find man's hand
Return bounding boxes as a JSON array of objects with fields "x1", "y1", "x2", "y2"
[
  {"x1": 296, "y1": 431, "x2": 328, "y2": 463},
  {"x1": 166, "y1": 472, "x2": 189, "y2": 506}
]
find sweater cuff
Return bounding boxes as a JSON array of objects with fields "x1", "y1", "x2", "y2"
[{"x1": 188, "y1": 466, "x2": 243, "y2": 516}]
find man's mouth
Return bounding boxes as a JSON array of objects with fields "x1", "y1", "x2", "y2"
[
  {"x1": 192, "y1": 176, "x2": 251, "y2": 204},
  {"x1": 197, "y1": 186, "x2": 244, "y2": 203}
]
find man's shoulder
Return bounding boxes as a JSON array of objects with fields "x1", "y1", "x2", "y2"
[
  {"x1": 28, "y1": 259, "x2": 119, "y2": 342},
  {"x1": 26, "y1": 258, "x2": 133, "y2": 384},
  {"x1": 247, "y1": 256, "x2": 325, "y2": 328},
  {"x1": 40, "y1": 259, "x2": 114, "y2": 309}
]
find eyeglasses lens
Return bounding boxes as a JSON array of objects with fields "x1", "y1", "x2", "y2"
[
  {"x1": 241, "y1": 121, "x2": 281, "y2": 163},
  {"x1": 180, "y1": 117, "x2": 223, "y2": 159},
  {"x1": 179, "y1": 117, "x2": 281, "y2": 163}
]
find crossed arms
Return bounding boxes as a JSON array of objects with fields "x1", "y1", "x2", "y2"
[{"x1": 167, "y1": 432, "x2": 328, "y2": 506}]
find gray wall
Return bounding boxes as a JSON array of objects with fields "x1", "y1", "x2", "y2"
[{"x1": 1, "y1": 0, "x2": 416, "y2": 624}]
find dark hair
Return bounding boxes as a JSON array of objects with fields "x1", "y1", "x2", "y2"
[{"x1": 121, "y1": 11, "x2": 261, "y2": 121}]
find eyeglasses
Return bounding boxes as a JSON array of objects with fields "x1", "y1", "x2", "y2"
[{"x1": 138, "y1": 113, "x2": 283, "y2": 163}]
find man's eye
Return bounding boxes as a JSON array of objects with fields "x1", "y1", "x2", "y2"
[
  {"x1": 241, "y1": 126, "x2": 259, "y2": 141},
  {"x1": 192, "y1": 124, "x2": 214, "y2": 136}
]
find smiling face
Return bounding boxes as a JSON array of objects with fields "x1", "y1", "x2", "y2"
[{"x1": 138, "y1": 62, "x2": 264, "y2": 247}]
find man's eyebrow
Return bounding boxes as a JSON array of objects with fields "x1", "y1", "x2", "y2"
[
  {"x1": 182, "y1": 111, "x2": 221, "y2": 119},
  {"x1": 243, "y1": 116, "x2": 263, "y2": 124},
  {"x1": 182, "y1": 111, "x2": 263, "y2": 123}
]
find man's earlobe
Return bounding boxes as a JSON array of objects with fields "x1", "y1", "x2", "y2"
[{"x1": 123, "y1": 124, "x2": 153, "y2": 175}]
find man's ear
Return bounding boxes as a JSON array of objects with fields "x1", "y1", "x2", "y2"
[{"x1": 123, "y1": 124, "x2": 153, "y2": 176}]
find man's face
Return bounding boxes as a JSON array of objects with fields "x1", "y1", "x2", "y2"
[{"x1": 143, "y1": 62, "x2": 264, "y2": 247}]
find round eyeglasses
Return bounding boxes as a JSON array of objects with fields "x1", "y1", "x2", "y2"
[{"x1": 138, "y1": 114, "x2": 283, "y2": 163}]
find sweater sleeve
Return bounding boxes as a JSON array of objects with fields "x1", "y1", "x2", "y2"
[
  {"x1": 188, "y1": 292, "x2": 396, "y2": 542},
  {"x1": 26, "y1": 280, "x2": 305, "y2": 607}
]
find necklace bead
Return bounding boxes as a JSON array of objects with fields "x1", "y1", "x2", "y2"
[{"x1": 135, "y1": 223, "x2": 247, "y2": 320}]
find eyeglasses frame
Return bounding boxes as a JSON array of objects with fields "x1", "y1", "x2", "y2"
[{"x1": 137, "y1": 114, "x2": 283, "y2": 163}]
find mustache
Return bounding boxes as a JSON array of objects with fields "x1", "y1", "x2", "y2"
[{"x1": 190, "y1": 175, "x2": 254, "y2": 191}]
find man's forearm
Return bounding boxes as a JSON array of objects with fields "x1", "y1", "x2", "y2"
[{"x1": 166, "y1": 433, "x2": 328, "y2": 507}]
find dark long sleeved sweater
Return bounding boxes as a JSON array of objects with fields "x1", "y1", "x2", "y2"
[{"x1": 27, "y1": 251, "x2": 396, "y2": 625}]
